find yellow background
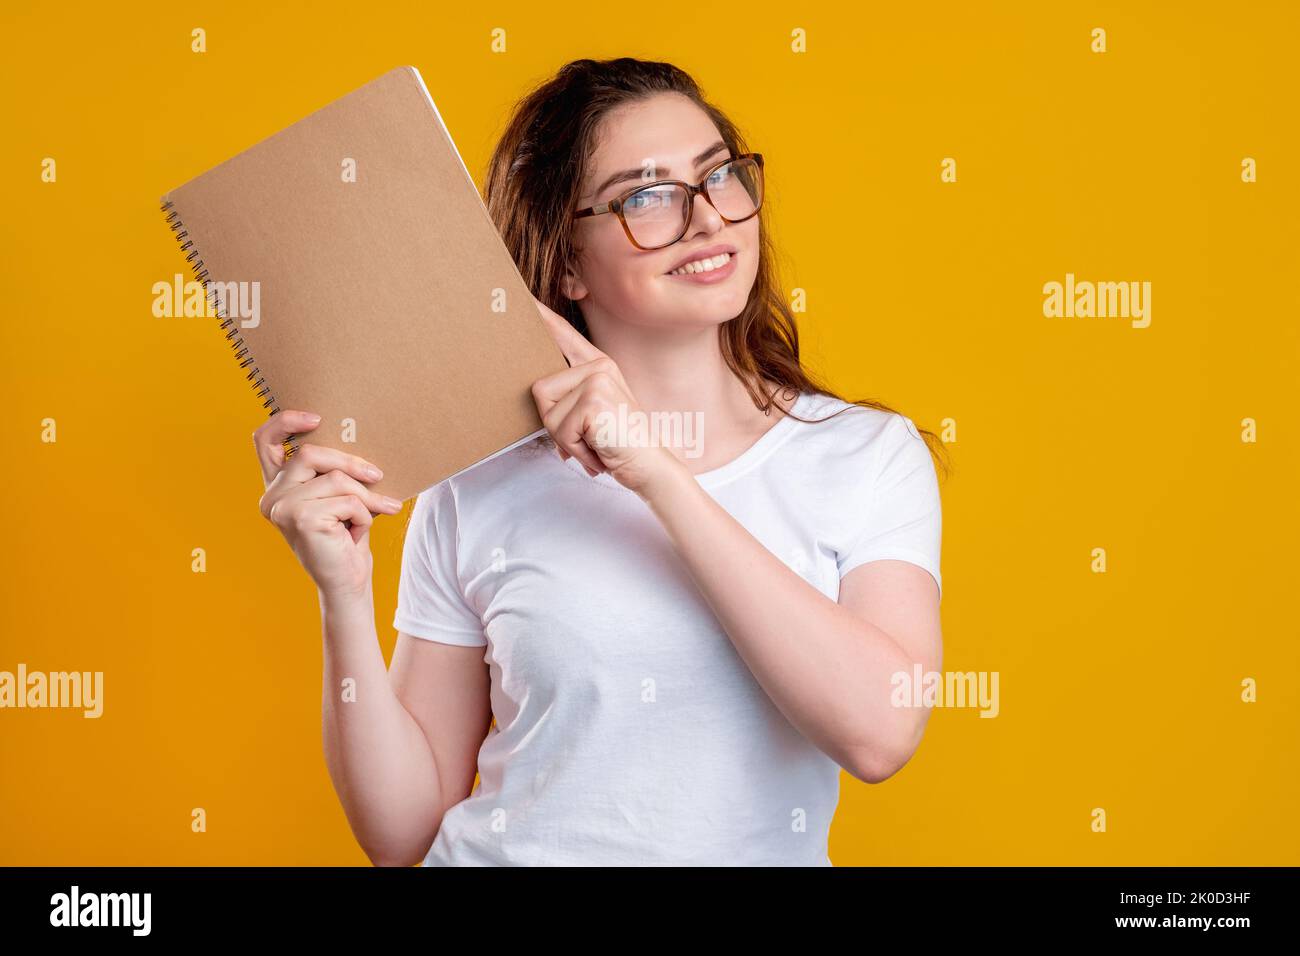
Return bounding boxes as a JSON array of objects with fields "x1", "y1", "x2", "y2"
[{"x1": 1, "y1": 0, "x2": 1295, "y2": 865}]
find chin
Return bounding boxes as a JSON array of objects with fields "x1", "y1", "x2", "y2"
[{"x1": 659, "y1": 301, "x2": 750, "y2": 332}]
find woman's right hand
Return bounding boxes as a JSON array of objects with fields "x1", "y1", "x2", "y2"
[{"x1": 253, "y1": 409, "x2": 403, "y2": 599}]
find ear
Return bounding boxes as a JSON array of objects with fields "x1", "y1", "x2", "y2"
[{"x1": 561, "y1": 266, "x2": 588, "y2": 302}]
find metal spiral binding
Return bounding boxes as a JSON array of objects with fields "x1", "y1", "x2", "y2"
[{"x1": 160, "y1": 200, "x2": 300, "y2": 459}]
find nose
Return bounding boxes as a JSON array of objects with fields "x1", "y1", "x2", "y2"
[{"x1": 685, "y1": 189, "x2": 724, "y2": 236}]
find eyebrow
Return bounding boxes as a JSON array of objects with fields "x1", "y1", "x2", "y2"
[{"x1": 591, "y1": 141, "x2": 731, "y2": 198}]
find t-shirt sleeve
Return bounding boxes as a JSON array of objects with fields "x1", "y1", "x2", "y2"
[
  {"x1": 837, "y1": 413, "x2": 943, "y2": 599},
  {"x1": 392, "y1": 481, "x2": 487, "y2": 646}
]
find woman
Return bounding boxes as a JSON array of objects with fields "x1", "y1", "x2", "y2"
[{"x1": 253, "y1": 58, "x2": 948, "y2": 866}]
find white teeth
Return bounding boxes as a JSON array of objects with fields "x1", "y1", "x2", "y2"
[{"x1": 669, "y1": 252, "x2": 732, "y2": 276}]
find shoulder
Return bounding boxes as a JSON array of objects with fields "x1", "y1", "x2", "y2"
[
  {"x1": 433, "y1": 435, "x2": 567, "y2": 512},
  {"x1": 786, "y1": 392, "x2": 927, "y2": 468},
  {"x1": 407, "y1": 437, "x2": 564, "y2": 538}
]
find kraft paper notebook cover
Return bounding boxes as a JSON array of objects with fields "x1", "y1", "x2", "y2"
[{"x1": 160, "y1": 66, "x2": 567, "y2": 501}]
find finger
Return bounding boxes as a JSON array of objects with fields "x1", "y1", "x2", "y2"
[
  {"x1": 530, "y1": 355, "x2": 625, "y2": 416},
  {"x1": 541, "y1": 385, "x2": 606, "y2": 476},
  {"x1": 253, "y1": 409, "x2": 322, "y2": 486},
  {"x1": 277, "y1": 443, "x2": 386, "y2": 488},
  {"x1": 285, "y1": 494, "x2": 373, "y2": 547},
  {"x1": 533, "y1": 296, "x2": 605, "y2": 366},
  {"x1": 318, "y1": 494, "x2": 373, "y2": 546},
  {"x1": 266, "y1": 468, "x2": 400, "y2": 524},
  {"x1": 295, "y1": 469, "x2": 402, "y2": 514},
  {"x1": 556, "y1": 402, "x2": 612, "y2": 475}
]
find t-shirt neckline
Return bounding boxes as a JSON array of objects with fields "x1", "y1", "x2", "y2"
[{"x1": 561, "y1": 390, "x2": 815, "y2": 492}]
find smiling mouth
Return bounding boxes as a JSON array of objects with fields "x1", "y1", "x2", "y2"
[{"x1": 666, "y1": 251, "x2": 735, "y2": 276}]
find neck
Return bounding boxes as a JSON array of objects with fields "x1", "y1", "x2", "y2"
[
  {"x1": 582, "y1": 312, "x2": 792, "y2": 473},
  {"x1": 585, "y1": 314, "x2": 758, "y2": 418}
]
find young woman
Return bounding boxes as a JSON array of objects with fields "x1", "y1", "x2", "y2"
[{"x1": 253, "y1": 58, "x2": 947, "y2": 866}]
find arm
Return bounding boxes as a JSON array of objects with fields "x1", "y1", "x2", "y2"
[
  {"x1": 636, "y1": 464, "x2": 942, "y2": 783},
  {"x1": 251, "y1": 409, "x2": 492, "y2": 867},
  {"x1": 320, "y1": 587, "x2": 492, "y2": 867},
  {"x1": 529, "y1": 303, "x2": 942, "y2": 784}
]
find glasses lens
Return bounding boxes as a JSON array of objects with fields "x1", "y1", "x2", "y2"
[
  {"x1": 706, "y1": 158, "x2": 763, "y2": 221},
  {"x1": 622, "y1": 183, "x2": 690, "y2": 248},
  {"x1": 619, "y1": 158, "x2": 764, "y2": 248}
]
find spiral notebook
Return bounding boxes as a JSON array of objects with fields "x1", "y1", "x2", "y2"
[{"x1": 159, "y1": 66, "x2": 567, "y2": 501}]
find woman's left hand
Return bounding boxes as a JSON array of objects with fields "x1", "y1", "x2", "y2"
[{"x1": 530, "y1": 296, "x2": 684, "y2": 496}]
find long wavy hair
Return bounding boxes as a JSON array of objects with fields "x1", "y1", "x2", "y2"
[{"x1": 481, "y1": 56, "x2": 950, "y2": 480}]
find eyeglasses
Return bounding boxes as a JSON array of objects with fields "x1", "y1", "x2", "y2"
[{"x1": 572, "y1": 152, "x2": 764, "y2": 250}]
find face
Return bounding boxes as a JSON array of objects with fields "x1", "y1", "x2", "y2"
[{"x1": 565, "y1": 92, "x2": 761, "y2": 332}]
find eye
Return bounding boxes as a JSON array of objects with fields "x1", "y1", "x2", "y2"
[{"x1": 624, "y1": 186, "x2": 675, "y2": 212}]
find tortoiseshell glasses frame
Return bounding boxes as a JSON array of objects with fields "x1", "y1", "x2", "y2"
[{"x1": 571, "y1": 152, "x2": 765, "y2": 250}]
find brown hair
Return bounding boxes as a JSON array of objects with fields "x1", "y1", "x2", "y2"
[{"x1": 482, "y1": 56, "x2": 951, "y2": 480}]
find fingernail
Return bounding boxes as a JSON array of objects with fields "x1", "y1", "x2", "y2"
[
  {"x1": 365, "y1": 465, "x2": 383, "y2": 480},
  {"x1": 383, "y1": 496, "x2": 402, "y2": 510},
  {"x1": 306, "y1": 413, "x2": 321, "y2": 424}
]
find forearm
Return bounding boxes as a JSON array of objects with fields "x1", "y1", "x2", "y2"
[
  {"x1": 319, "y1": 587, "x2": 444, "y2": 866},
  {"x1": 639, "y1": 463, "x2": 926, "y2": 780}
]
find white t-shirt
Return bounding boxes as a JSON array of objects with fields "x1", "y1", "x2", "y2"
[{"x1": 392, "y1": 390, "x2": 942, "y2": 866}]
